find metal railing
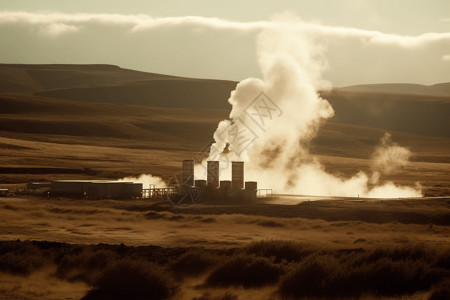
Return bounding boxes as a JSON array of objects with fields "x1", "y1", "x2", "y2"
[
  {"x1": 142, "y1": 187, "x2": 176, "y2": 199},
  {"x1": 256, "y1": 189, "x2": 272, "y2": 198}
]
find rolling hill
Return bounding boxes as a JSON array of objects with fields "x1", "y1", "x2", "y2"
[
  {"x1": 0, "y1": 63, "x2": 182, "y2": 93},
  {"x1": 1, "y1": 64, "x2": 449, "y2": 137},
  {"x1": 0, "y1": 64, "x2": 449, "y2": 195},
  {"x1": 321, "y1": 90, "x2": 450, "y2": 137},
  {"x1": 0, "y1": 63, "x2": 236, "y2": 109},
  {"x1": 338, "y1": 82, "x2": 450, "y2": 97}
]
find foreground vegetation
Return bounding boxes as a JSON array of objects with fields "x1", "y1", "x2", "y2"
[{"x1": 0, "y1": 240, "x2": 449, "y2": 299}]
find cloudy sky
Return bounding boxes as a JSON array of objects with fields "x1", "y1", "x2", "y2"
[{"x1": 0, "y1": 0, "x2": 449, "y2": 86}]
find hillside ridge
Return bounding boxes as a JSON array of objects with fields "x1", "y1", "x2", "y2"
[
  {"x1": 339, "y1": 82, "x2": 450, "y2": 97},
  {"x1": 1, "y1": 64, "x2": 450, "y2": 137}
]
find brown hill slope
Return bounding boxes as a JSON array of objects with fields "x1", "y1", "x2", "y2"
[
  {"x1": 35, "y1": 79, "x2": 236, "y2": 109},
  {"x1": 0, "y1": 63, "x2": 237, "y2": 110},
  {"x1": 322, "y1": 90, "x2": 450, "y2": 138},
  {"x1": 1, "y1": 93, "x2": 449, "y2": 193},
  {"x1": 0, "y1": 64, "x2": 181, "y2": 93},
  {"x1": 338, "y1": 82, "x2": 450, "y2": 97},
  {"x1": 0, "y1": 93, "x2": 227, "y2": 149},
  {"x1": 1, "y1": 64, "x2": 449, "y2": 137}
]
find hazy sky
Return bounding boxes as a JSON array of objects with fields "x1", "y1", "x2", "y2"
[{"x1": 0, "y1": 0, "x2": 449, "y2": 86}]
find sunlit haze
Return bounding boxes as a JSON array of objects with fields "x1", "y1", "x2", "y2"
[
  {"x1": 0, "y1": 0, "x2": 449, "y2": 86},
  {"x1": 0, "y1": 1, "x2": 449, "y2": 299}
]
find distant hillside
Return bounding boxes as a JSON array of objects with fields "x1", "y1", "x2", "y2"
[
  {"x1": 35, "y1": 79, "x2": 236, "y2": 109},
  {"x1": 0, "y1": 93, "x2": 448, "y2": 163},
  {"x1": 338, "y1": 83, "x2": 450, "y2": 97},
  {"x1": 0, "y1": 64, "x2": 180, "y2": 93},
  {"x1": 0, "y1": 93, "x2": 227, "y2": 150},
  {"x1": 0, "y1": 92, "x2": 449, "y2": 189},
  {"x1": 0, "y1": 64, "x2": 237, "y2": 109},
  {"x1": 1, "y1": 64, "x2": 450, "y2": 137},
  {"x1": 320, "y1": 90, "x2": 450, "y2": 138}
]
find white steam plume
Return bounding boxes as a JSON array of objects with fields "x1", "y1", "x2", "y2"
[
  {"x1": 197, "y1": 14, "x2": 422, "y2": 198},
  {"x1": 118, "y1": 174, "x2": 167, "y2": 189},
  {"x1": 371, "y1": 133, "x2": 412, "y2": 175}
]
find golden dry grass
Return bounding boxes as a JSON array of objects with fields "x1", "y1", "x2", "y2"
[
  {"x1": 1, "y1": 92, "x2": 449, "y2": 195},
  {"x1": 0, "y1": 195, "x2": 449, "y2": 299},
  {"x1": 0, "y1": 64, "x2": 449, "y2": 299}
]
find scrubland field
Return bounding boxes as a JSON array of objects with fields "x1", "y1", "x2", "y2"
[
  {"x1": 0, "y1": 196, "x2": 449, "y2": 299},
  {"x1": 0, "y1": 64, "x2": 449, "y2": 299}
]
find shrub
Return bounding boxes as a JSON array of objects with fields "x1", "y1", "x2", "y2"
[
  {"x1": 56, "y1": 247, "x2": 119, "y2": 284},
  {"x1": 244, "y1": 240, "x2": 314, "y2": 263},
  {"x1": 256, "y1": 220, "x2": 284, "y2": 227},
  {"x1": 429, "y1": 279, "x2": 450, "y2": 300},
  {"x1": 82, "y1": 259, "x2": 177, "y2": 300},
  {"x1": 170, "y1": 249, "x2": 219, "y2": 279},
  {"x1": 278, "y1": 254, "x2": 341, "y2": 298},
  {"x1": 278, "y1": 253, "x2": 449, "y2": 299},
  {"x1": 193, "y1": 291, "x2": 238, "y2": 300},
  {"x1": 206, "y1": 254, "x2": 283, "y2": 287},
  {"x1": 0, "y1": 241, "x2": 51, "y2": 275}
]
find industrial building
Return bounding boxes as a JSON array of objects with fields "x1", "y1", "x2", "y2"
[
  {"x1": 146, "y1": 160, "x2": 267, "y2": 204},
  {"x1": 51, "y1": 180, "x2": 142, "y2": 199},
  {"x1": 47, "y1": 160, "x2": 268, "y2": 203},
  {"x1": 0, "y1": 189, "x2": 9, "y2": 197}
]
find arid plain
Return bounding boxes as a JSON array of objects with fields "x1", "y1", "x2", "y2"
[{"x1": 0, "y1": 64, "x2": 449, "y2": 299}]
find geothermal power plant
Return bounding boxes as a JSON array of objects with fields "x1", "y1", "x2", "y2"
[
  {"x1": 50, "y1": 180, "x2": 143, "y2": 199},
  {"x1": 176, "y1": 160, "x2": 261, "y2": 203},
  {"x1": 44, "y1": 160, "x2": 267, "y2": 203}
]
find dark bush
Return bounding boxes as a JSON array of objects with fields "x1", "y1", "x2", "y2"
[
  {"x1": 170, "y1": 249, "x2": 219, "y2": 278},
  {"x1": 344, "y1": 258, "x2": 446, "y2": 296},
  {"x1": 0, "y1": 241, "x2": 51, "y2": 275},
  {"x1": 278, "y1": 254, "x2": 341, "y2": 298},
  {"x1": 206, "y1": 254, "x2": 283, "y2": 287},
  {"x1": 278, "y1": 253, "x2": 450, "y2": 299},
  {"x1": 82, "y1": 259, "x2": 177, "y2": 300},
  {"x1": 245, "y1": 240, "x2": 314, "y2": 263},
  {"x1": 434, "y1": 248, "x2": 450, "y2": 269},
  {"x1": 56, "y1": 247, "x2": 119, "y2": 284},
  {"x1": 0, "y1": 251, "x2": 47, "y2": 275},
  {"x1": 256, "y1": 220, "x2": 284, "y2": 227},
  {"x1": 193, "y1": 291, "x2": 238, "y2": 300},
  {"x1": 429, "y1": 279, "x2": 450, "y2": 300}
]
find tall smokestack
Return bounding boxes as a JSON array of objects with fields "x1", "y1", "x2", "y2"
[
  {"x1": 207, "y1": 161, "x2": 219, "y2": 189},
  {"x1": 232, "y1": 161, "x2": 244, "y2": 190},
  {"x1": 182, "y1": 160, "x2": 194, "y2": 186}
]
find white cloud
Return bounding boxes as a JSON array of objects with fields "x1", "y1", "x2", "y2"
[
  {"x1": 0, "y1": 10, "x2": 449, "y2": 48},
  {"x1": 39, "y1": 23, "x2": 79, "y2": 37},
  {"x1": 0, "y1": 11, "x2": 448, "y2": 85}
]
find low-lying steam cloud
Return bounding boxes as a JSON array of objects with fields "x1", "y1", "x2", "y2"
[
  {"x1": 371, "y1": 133, "x2": 412, "y2": 175},
  {"x1": 118, "y1": 174, "x2": 167, "y2": 189},
  {"x1": 198, "y1": 14, "x2": 422, "y2": 198}
]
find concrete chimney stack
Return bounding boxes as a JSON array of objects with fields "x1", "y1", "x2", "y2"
[
  {"x1": 231, "y1": 161, "x2": 244, "y2": 190},
  {"x1": 207, "y1": 161, "x2": 219, "y2": 189},
  {"x1": 182, "y1": 160, "x2": 194, "y2": 186}
]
